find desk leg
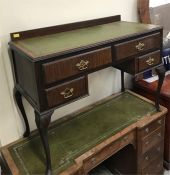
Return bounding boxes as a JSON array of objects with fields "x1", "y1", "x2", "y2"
[
  {"x1": 14, "y1": 88, "x2": 30, "y2": 137},
  {"x1": 35, "y1": 110, "x2": 53, "y2": 175},
  {"x1": 121, "y1": 70, "x2": 125, "y2": 92},
  {"x1": 155, "y1": 66, "x2": 166, "y2": 111}
]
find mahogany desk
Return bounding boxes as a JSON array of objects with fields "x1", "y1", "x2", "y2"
[
  {"x1": 1, "y1": 91, "x2": 167, "y2": 175},
  {"x1": 7, "y1": 15, "x2": 166, "y2": 174}
]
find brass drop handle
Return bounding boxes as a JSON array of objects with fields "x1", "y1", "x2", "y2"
[
  {"x1": 158, "y1": 119, "x2": 162, "y2": 125},
  {"x1": 123, "y1": 136, "x2": 129, "y2": 142},
  {"x1": 60, "y1": 88, "x2": 74, "y2": 99},
  {"x1": 145, "y1": 128, "x2": 149, "y2": 133},
  {"x1": 76, "y1": 60, "x2": 89, "y2": 70},
  {"x1": 157, "y1": 147, "x2": 161, "y2": 152},
  {"x1": 145, "y1": 156, "x2": 149, "y2": 160},
  {"x1": 146, "y1": 57, "x2": 155, "y2": 66},
  {"x1": 91, "y1": 157, "x2": 96, "y2": 164},
  {"x1": 157, "y1": 133, "x2": 161, "y2": 137},
  {"x1": 136, "y1": 42, "x2": 145, "y2": 51},
  {"x1": 145, "y1": 141, "x2": 149, "y2": 145},
  {"x1": 157, "y1": 163, "x2": 161, "y2": 168}
]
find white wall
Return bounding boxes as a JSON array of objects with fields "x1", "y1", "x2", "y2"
[
  {"x1": 150, "y1": 0, "x2": 170, "y2": 7},
  {"x1": 0, "y1": 0, "x2": 138, "y2": 146}
]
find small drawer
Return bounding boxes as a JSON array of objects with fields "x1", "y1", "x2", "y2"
[
  {"x1": 45, "y1": 76, "x2": 88, "y2": 107},
  {"x1": 43, "y1": 47, "x2": 112, "y2": 84},
  {"x1": 140, "y1": 143, "x2": 163, "y2": 168},
  {"x1": 83, "y1": 131, "x2": 135, "y2": 173},
  {"x1": 140, "y1": 118, "x2": 164, "y2": 138},
  {"x1": 141, "y1": 127, "x2": 164, "y2": 154},
  {"x1": 142, "y1": 156, "x2": 163, "y2": 175},
  {"x1": 138, "y1": 50, "x2": 161, "y2": 72},
  {"x1": 113, "y1": 33, "x2": 161, "y2": 60},
  {"x1": 83, "y1": 141, "x2": 120, "y2": 173}
]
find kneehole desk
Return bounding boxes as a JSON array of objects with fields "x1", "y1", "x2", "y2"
[{"x1": 1, "y1": 91, "x2": 167, "y2": 175}]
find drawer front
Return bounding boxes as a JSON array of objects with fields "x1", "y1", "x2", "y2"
[
  {"x1": 140, "y1": 142, "x2": 163, "y2": 168},
  {"x1": 43, "y1": 47, "x2": 112, "y2": 84},
  {"x1": 141, "y1": 127, "x2": 164, "y2": 154},
  {"x1": 142, "y1": 156, "x2": 163, "y2": 175},
  {"x1": 83, "y1": 131, "x2": 135, "y2": 173},
  {"x1": 138, "y1": 50, "x2": 161, "y2": 72},
  {"x1": 113, "y1": 33, "x2": 161, "y2": 60},
  {"x1": 45, "y1": 76, "x2": 88, "y2": 107},
  {"x1": 140, "y1": 118, "x2": 164, "y2": 138}
]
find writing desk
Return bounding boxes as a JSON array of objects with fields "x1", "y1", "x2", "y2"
[
  {"x1": 1, "y1": 91, "x2": 167, "y2": 175},
  {"x1": 8, "y1": 15, "x2": 166, "y2": 174}
]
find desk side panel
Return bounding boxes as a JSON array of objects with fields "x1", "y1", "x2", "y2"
[{"x1": 11, "y1": 49, "x2": 39, "y2": 108}]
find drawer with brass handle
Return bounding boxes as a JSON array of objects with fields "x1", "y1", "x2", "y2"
[
  {"x1": 142, "y1": 156, "x2": 163, "y2": 175},
  {"x1": 140, "y1": 117, "x2": 164, "y2": 138},
  {"x1": 45, "y1": 76, "x2": 88, "y2": 108},
  {"x1": 113, "y1": 32, "x2": 161, "y2": 60},
  {"x1": 140, "y1": 143, "x2": 163, "y2": 168},
  {"x1": 43, "y1": 47, "x2": 112, "y2": 84},
  {"x1": 141, "y1": 127, "x2": 164, "y2": 154},
  {"x1": 83, "y1": 131, "x2": 135, "y2": 173},
  {"x1": 138, "y1": 50, "x2": 161, "y2": 72}
]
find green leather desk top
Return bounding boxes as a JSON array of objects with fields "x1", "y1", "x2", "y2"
[
  {"x1": 7, "y1": 92, "x2": 157, "y2": 175},
  {"x1": 11, "y1": 21, "x2": 159, "y2": 59}
]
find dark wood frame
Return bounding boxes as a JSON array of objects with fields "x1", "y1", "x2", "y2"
[{"x1": 10, "y1": 15, "x2": 121, "y2": 41}]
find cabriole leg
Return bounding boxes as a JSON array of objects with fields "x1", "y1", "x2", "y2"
[
  {"x1": 155, "y1": 66, "x2": 166, "y2": 111},
  {"x1": 35, "y1": 110, "x2": 53, "y2": 175},
  {"x1": 14, "y1": 87, "x2": 30, "y2": 137}
]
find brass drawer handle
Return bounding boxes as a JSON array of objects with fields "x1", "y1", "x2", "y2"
[
  {"x1": 146, "y1": 57, "x2": 154, "y2": 66},
  {"x1": 91, "y1": 157, "x2": 96, "y2": 164},
  {"x1": 145, "y1": 141, "x2": 149, "y2": 145},
  {"x1": 145, "y1": 128, "x2": 149, "y2": 133},
  {"x1": 145, "y1": 156, "x2": 149, "y2": 160},
  {"x1": 60, "y1": 88, "x2": 74, "y2": 99},
  {"x1": 123, "y1": 136, "x2": 129, "y2": 142},
  {"x1": 157, "y1": 147, "x2": 161, "y2": 152},
  {"x1": 157, "y1": 163, "x2": 161, "y2": 168},
  {"x1": 136, "y1": 42, "x2": 145, "y2": 51},
  {"x1": 76, "y1": 60, "x2": 89, "y2": 70},
  {"x1": 157, "y1": 133, "x2": 161, "y2": 137},
  {"x1": 158, "y1": 120, "x2": 162, "y2": 125}
]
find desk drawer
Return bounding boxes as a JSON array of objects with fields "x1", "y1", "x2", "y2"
[
  {"x1": 140, "y1": 118, "x2": 164, "y2": 138},
  {"x1": 43, "y1": 47, "x2": 112, "y2": 84},
  {"x1": 142, "y1": 156, "x2": 163, "y2": 175},
  {"x1": 45, "y1": 76, "x2": 88, "y2": 107},
  {"x1": 113, "y1": 33, "x2": 161, "y2": 60},
  {"x1": 138, "y1": 50, "x2": 161, "y2": 72},
  {"x1": 141, "y1": 127, "x2": 164, "y2": 154},
  {"x1": 140, "y1": 142, "x2": 163, "y2": 168},
  {"x1": 83, "y1": 131, "x2": 135, "y2": 173}
]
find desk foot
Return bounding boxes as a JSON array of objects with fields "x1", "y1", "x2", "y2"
[
  {"x1": 155, "y1": 66, "x2": 166, "y2": 111},
  {"x1": 14, "y1": 88, "x2": 30, "y2": 137},
  {"x1": 35, "y1": 110, "x2": 53, "y2": 175}
]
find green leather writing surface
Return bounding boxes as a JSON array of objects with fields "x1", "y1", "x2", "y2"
[
  {"x1": 9, "y1": 92, "x2": 157, "y2": 174},
  {"x1": 13, "y1": 22, "x2": 158, "y2": 58}
]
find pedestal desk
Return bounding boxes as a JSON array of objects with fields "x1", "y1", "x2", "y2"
[
  {"x1": 1, "y1": 91, "x2": 168, "y2": 175},
  {"x1": 134, "y1": 74, "x2": 170, "y2": 170},
  {"x1": 7, "y1": 15, "x2": 166, "y2": 174}
]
